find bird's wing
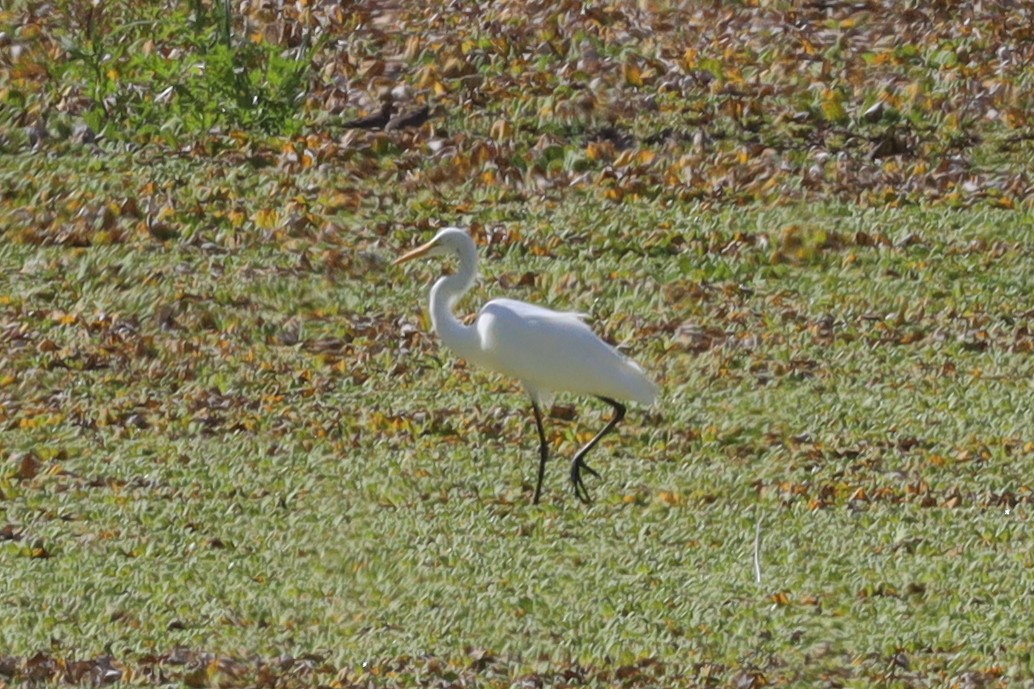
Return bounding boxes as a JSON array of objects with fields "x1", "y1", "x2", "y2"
[
  {"x1": 482, "y1": 298, "x2": 590, "y2": 327},
  {"x1": 474, "y1": 298, "x2": 658, "y2": 406}
]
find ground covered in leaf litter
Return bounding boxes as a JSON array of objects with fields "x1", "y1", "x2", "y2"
[
  {"x1": 3, "y1": 0, "x2": 1033, "y2": 216},
  {"x1": 0, "y1": 647, "x2": 1012, "y2": 688},
  {"x1": 2, "y1": 1, "x2": 1034, "y2": 687}
]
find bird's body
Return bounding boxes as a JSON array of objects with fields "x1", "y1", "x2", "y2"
[
  {"x1": 394, "y1": 227, "x2": 657, "y2": 503},
  {"x1": 342, "y1": 100, "x2": 394, "y2": 130},
  {"x1": 385, "y1": 104, "x2": 431, "y2": 131},
  {"x1": 470, "y1": 298, "x2": 657, "y2": 406}
]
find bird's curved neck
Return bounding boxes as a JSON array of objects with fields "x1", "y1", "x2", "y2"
[{"x1": 429, "y1": 242, "x2": 481, "y2": 362}]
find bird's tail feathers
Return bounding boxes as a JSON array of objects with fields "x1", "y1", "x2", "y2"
[{"x1": 618, "y1": 359, "x2": 660, "y2": 406}]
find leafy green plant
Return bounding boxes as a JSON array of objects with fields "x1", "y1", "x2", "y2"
[
  {"x1": 174, "y1": 39, "x2": 317, "y2": 136},
  {"x1": 51, "y1": 0, "x2": 317, "y2": 140},
  {"x1": 188, "y1": 0, "x2": 233, "y2": 48},
  {"x1": 56, "y1": 0, "x2": 127, "y2": 130}
]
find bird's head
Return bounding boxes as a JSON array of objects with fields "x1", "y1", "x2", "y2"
[{"x1": 393, "y1": 227, "x2": 472, "y2": 265}]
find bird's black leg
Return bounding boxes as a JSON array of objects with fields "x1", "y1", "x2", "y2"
[
  {"x1": 531, "y1": 401, "x2": 549, "y2": 504},
  {"x1": 570, "y1": 397, "x2": 626, "y2": 504}
]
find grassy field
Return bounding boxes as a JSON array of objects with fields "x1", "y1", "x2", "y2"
[{"x1": 3, "y1": 1, "x2": 1034, "y2": 686}]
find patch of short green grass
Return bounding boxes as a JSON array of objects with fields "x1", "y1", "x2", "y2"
[{"x1": 2, "y1": 189, "x2": 1034, "y2": 684}]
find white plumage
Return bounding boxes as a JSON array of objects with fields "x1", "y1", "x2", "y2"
[
  {"x1": 474, "y1": 299, "x2": 657, "y2": 406},
  {"x1": 394, "y1": 227, "x2": 657, "y2": 503}
]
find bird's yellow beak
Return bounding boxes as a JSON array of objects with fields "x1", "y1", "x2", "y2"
[{"x1": 392, "y1": 240, "x2": 436, "y2": 266}]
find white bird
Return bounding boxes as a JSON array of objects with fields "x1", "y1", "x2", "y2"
[{"x1": 393, "y1": 227, "x2": 658, "y2": 504}]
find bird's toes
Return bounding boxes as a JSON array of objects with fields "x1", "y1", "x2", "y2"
[
  {"x1": 569, "y1": 469, "x2": 594, "y2": 504},
  {"x1": 574, "y1": 483, "x2": 593, "y2": 504}
]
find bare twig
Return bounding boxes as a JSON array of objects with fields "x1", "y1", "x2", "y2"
[{"x1": 753, "y1": 511, "x2": 764, "y2": 585}]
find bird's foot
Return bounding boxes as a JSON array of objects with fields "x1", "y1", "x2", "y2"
[{"x1": 570, "y1": 457, "x2": 600, "y2": 504}]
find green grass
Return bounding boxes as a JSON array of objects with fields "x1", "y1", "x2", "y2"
[{"x1": 2, "y1": 184, "x2": 1034, "y2": 684}]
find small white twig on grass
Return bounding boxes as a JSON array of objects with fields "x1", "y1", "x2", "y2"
[{"x1": 753, "y1": 512, "x2": 764, "y2": 585}]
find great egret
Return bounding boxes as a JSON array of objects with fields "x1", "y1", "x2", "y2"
[{"x1": 393, "y1": 227, "x2": 658, "y2": 504}]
